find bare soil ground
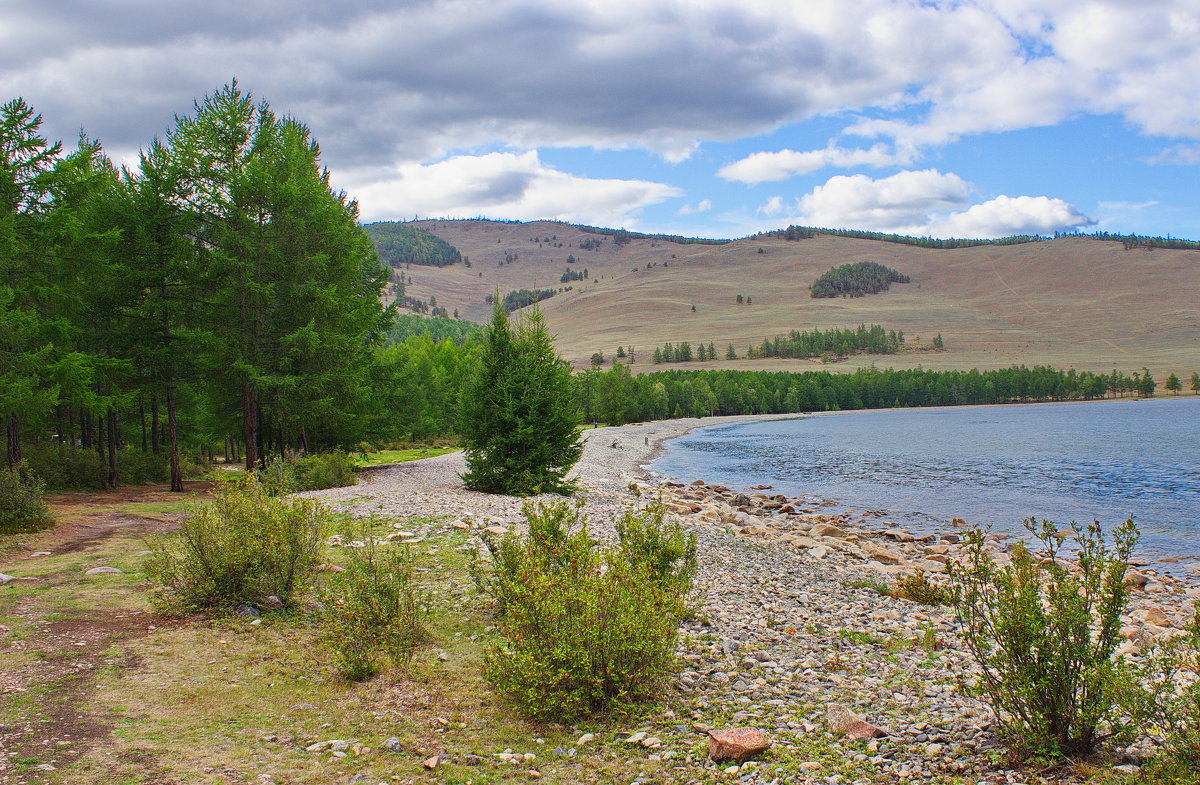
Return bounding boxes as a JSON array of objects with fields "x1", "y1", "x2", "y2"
[{"x1": 0, "y1": 485, "x2": 205, "y2": 785}]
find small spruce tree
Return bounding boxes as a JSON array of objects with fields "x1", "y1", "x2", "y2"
[
  {"x1": 1165, "y1": 372, "x2": 1181, "y2": 395},
  {"x1": 459, "y1": 303, "x2": 582, "y2": 495}
]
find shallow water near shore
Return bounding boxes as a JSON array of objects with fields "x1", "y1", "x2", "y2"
[{"x1": 651, "y1": 397, "x2": 1200, "y2": 565}]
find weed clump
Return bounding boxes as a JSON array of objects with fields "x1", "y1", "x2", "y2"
[
  {"x1": 950, "y1": 517, "x2": 1138, "y2": 759},
  {"x1": 478, "y1": 499, "x2": 697, "y2": 720},
  {"x1": 145, "y1": 475, "x2": 326, "y2": 614},
  {"x1": 321, "y1": 528, "x2": 425, "y2": 681},
  {"x1": 892, "y1": 571, "x2": 953, "y2": 605},
  {"x1": 0, "y1": 465, "x2": 52, "y2": 534}
]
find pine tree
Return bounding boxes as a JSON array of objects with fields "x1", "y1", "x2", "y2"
[
  {"x1": 1164, "y1": 373, "x2": 1181, "y2": 395},
  {"x1": 1191, "y1": 372, "x2": 1200, "y2": 394},
  {"x1": 459, "y1": 304, "x2": 581, "y2": 495}
]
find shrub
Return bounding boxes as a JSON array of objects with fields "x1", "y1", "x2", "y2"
[
  {"x1": 892, "y1": 571, "x2": 953, "y2": 606},
  {"x1": 115, "y1": 448, "x2": 170, "y2": 485},
  {"x1": 321, "y1": 529, "x2": 425, "y2": 681},
  {"x1": 614, "y1": 499, "x2": 697, "y2": 598},
  {"x1": 949, "y1": 517, "x2": 1138, "y2": 759},
  {"x1": 144, "y1": 475, "x2": 326, "y2": 614},
  {"x1": 258, "y1": 451, "x2": 358, "y2": 495},
  {"x1": 479, "y1": 500, "x2": 696, "y2": 720},
  {"x1": 1132, "y1": 606, "x2": 1200, "y2": 772},
  {"x1": 0, "y1": 465, "x2": 52, "y2": 535},
  {"x1": 21, "y1": 442, "x2": 107, "y2": 490},
  {"x1": 292, "y1": 452, "x2": 357, "y2": 492}
]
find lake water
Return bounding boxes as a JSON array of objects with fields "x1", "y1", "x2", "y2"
[{"x1": 650, "y1": 398, "x2": 1200, "y2": 563}]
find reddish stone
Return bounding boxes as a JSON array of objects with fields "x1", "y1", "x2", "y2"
[
  {"x1": 706, "y1": 728, "x2": 771, "y2": 763},
  {"x1": 843, "y1": 720, "x2": 888, "y2": 739}
]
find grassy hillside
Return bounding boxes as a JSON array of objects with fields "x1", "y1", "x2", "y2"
[{"x1": 396, "y1": 219, "x2": 1200, "y2": 377}]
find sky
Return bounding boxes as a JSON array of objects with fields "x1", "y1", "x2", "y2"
[{"x1": 3, "y1": 0, "x2": 1200, "y2": 240}]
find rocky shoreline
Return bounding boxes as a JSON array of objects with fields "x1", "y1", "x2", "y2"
[{"x1": 309, "y1": 415, "x2": 1200, "y2": 783}]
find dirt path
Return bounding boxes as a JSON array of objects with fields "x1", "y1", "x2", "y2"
[{"x1": 0, "y1": 485, "x2": 206, "y2": 785}]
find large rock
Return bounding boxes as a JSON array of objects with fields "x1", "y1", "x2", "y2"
[
  {"x1": 85, "y1": 566, "x2": 123, "y2": 575},
  {"x1": 0, "y1": 573, "x2": 15, "y2": 585},
  {"x1": 706, "y1": 728, "x2": 771, "y2": 763},
  {"x1": 864, "y1": 542, "x2": 907, "y2": 565},
  {"x1": 826, "y1": 704, "x2": 888, "y2": 739},
  {"x1": 810, "y1": 523, "x2": 849, "y2": 539}
]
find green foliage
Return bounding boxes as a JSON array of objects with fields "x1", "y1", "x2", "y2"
[
  {"x1": 362, "y1": 221, "x2": 462, "y2": 267},
  {"x1": 479, "y1": 500, "x2": 696, "y2": 720},
  {"x1": 20, "y1": 443, "x2": 107, "y2": 490},
  {"x1": 949, "y1": 517, "x2": 1139, "y2": 759},
  {"x1": 19, "y1": 443, "x2": 181, "y2": 490},
  {"x1": 0, "y1": 466, "x2": 52, "y2": 534},
  {"x1": 383, "y1": 313, "x2": 481, "y2": 346},
  {"x1": 321, "y1": 530, "x2": 426, "y2": 681},
  {"x1": 459, "y1": 304, "x2": 581, "y2": 496},
  {"x1": 1133, "y1": 607, "x2": 1200, "y2": 772},
  {"x1": 494, "y1": 288, "x2": 556, "y2": 312},
  {"x1": 258, "y1": 451, "x2": 358, "y2": 495},
  {"x1": 144, "y1": 475, "x2": 326, "y2": 614},
  {"x1": 810, "y1": 261, "x2": 911, "y2": 298},
  {"x1": 614, "y1": 499, "x2": 698, "y2": 599},
  {"x1": 891, "y1": 571, "x2": 952, "y2": 606}
]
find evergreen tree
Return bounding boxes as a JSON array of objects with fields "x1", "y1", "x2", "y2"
[
  {"x1": 459, "y1": 304, "x2": 581, "y2": 495},
  {"x1": 1164, "y1": 373, "x2": 1181, "y2": 395},
  {"x1": 1191, "y1": 372, "x2": 1200, "y2": 394}
]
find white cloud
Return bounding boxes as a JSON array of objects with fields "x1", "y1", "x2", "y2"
[
  {"x1": 761, "y1": 170, "x2": 1092, "y2": 238},
  {"x1": 718, "y1": 144, "x2": 906, "y2": 183},
  {"x1": 758, "y1": 196, "x2": 786, "y2": 216},
  {"x1": 1146, "y1": 145, "x2": 1200, "y2": 165},
  {"x1": 676, "y1": 198, "x2": 712, "y2": 216},
  {"x1": 8, "y1": 0, "x2": 1200, "y2": 175},
  {"x1": 929, "y1": 195, "x2": 1094, "y2": 238},
  {"x1": 345, "y1": 151, "x2": 681, "y2": 227},
  {"x1": 795, "y1": 169, "x2": 971, "y2": 233}
]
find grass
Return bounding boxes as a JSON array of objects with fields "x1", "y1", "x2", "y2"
[{"x1": 355, "y1": 446, "x2": 459, "y2": 467}]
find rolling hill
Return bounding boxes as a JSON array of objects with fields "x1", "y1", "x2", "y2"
[{"x1": 382, "y1": 219, "x2": 1200, "y2": 377}]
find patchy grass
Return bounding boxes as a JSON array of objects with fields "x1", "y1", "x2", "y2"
[{"x1": 356, "y1": 447, "x2": 459, "y2": 467}]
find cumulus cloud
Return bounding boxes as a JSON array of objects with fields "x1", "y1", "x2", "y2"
[
  {"x1": 347, "y1": 151, "x2": 681, "y2": 228},
  {"x1": 718, "y1": 144, "x2": 906, "y2": 183},
  {"x1": 794, "y1": 170, "x2": 971, "y2": 233},
  {"x1": 765, "y1": 170, "x2": 1092, "y2": 238},
  {"x1": 929, "y1": 195, "x2": 1095, "y2": 238},
  {"x1": 676, "y1": 198, "x2": 712, "y2": 216}
]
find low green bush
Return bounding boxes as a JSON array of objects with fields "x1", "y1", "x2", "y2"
[
  {"x1": 950, "y1": 517, "x2": 1139, "y2": 759},
  {"x1": 144, "y1": 475, "x2": 326, "y2": 614},
  {"x1": 21, "y1": 442, "x2": 107, "y2": 490},
  {"x1": 1131, "y1": 606, "x2": 1200, "y2": 773},
  {"x1": 892, "y1": 571, "x2": 953, "y2": 605},
  {"x1": 321, "y1": 530, "x2": 425, "y2": 681},
  {"x1": 479, "y1": 500, "x2": 697, "y2": 720},
  {"x1": 258, "y1": 451, "x2": 357, "y2": 495},
  {"x1": 0, "y1": 465, "x2": 52, "y2": 535}
]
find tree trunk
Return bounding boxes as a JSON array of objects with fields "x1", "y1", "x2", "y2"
[
  {"x1": 167, "y1": 385, "x2": 183, "y2": 492},
  {"x1": 139, "y1": 401, "x2": 148, "y2": 452},
  {"x1": 242, "y1": 381, "x2": 258, "y2": 471},
  {"x1": 5, "y1": 416, "x2": 20, "y2": 467},
  {"x1": 151, "y1": 398, "x2": 161, "y2": 454},
  {"x1": 106, "y1": 408, "x2": 119, "y2": 488}
]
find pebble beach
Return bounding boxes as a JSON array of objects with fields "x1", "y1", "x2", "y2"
[{"x1": 308, "y1": 415, "x2": 1200, "y2": 783}]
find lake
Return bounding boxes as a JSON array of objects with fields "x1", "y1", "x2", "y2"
[{"x1": 650, "y1": 397, "x2": 1200, "y2": 563}]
